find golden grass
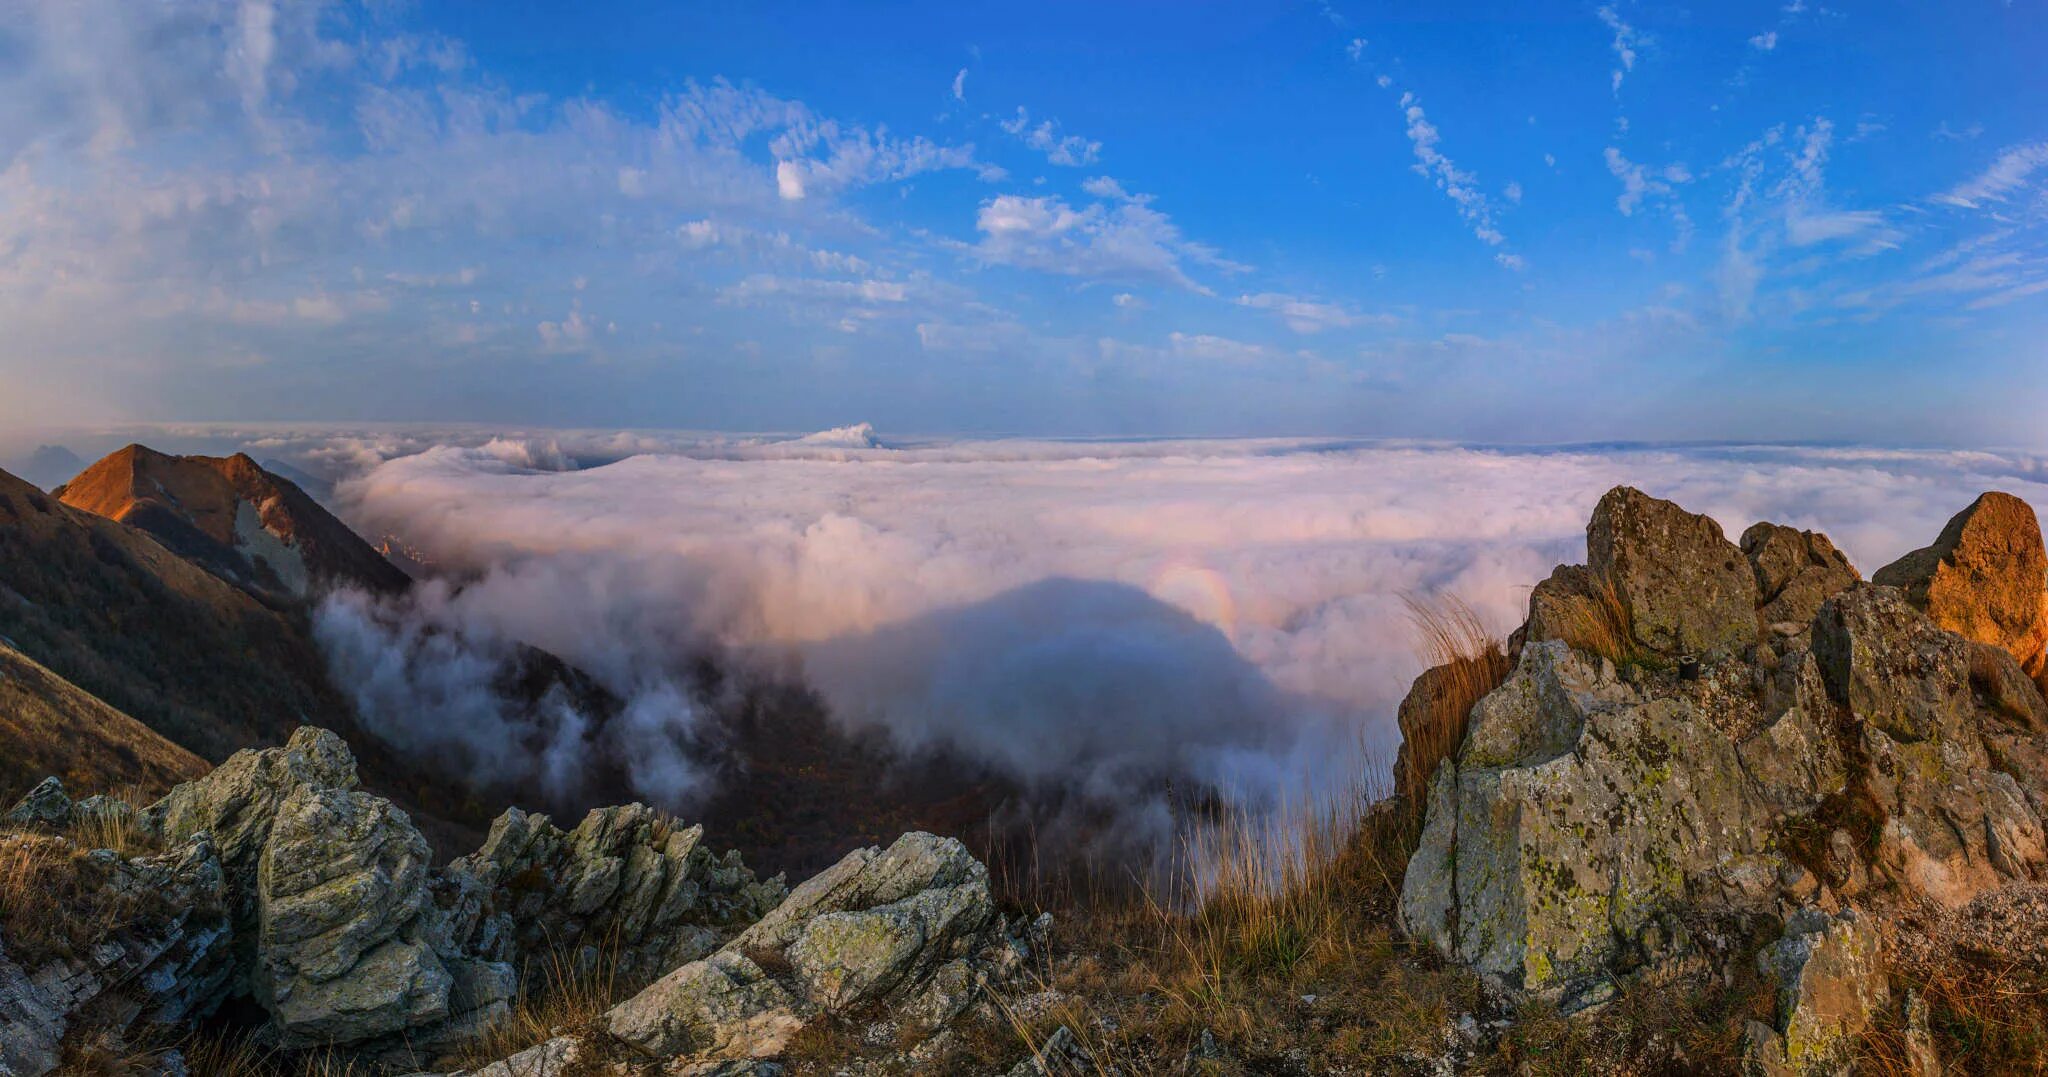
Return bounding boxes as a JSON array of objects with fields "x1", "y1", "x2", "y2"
[
  {"x1": 0, "y1": 832, "x2": 132, "y2": 966},
  {"x1": 68, "y1": 788, "x2": 155, "y2": 858},
  {"x1": 437, "y1": 932, "x2": 629, "y2": 1071},
  {"x1": 1550, "y1": 574, "x2": 1649, "y2": 669},
  {"x1": 1396, "y1": 594, "x2": 1512, "y2": 812},
  {"x1": 1860, "y1": 958, "x2": 2048, "y2": 1075}
]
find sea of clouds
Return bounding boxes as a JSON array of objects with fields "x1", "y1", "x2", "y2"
[{"x1": 14, "y1": 425, "x2": 2048, "y2": 824}]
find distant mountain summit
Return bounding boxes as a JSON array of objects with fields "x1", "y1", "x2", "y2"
[
  {"x1": 55, "y1": 444, "x2": 409, "y2": 600},
  {"x1": 14, "y1": 444, "x2": 83, "y2": 491}
]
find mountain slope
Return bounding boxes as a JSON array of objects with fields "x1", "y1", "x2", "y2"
[
  {"x1": 0, "y1": 643, "x2": 207, "y2": 804},
  {"x1": 55, "y1": 445, "x2": 409, "y2": 600},
  {"x1": 0, "y1": 467, "x2": 493, "y2": 850}
]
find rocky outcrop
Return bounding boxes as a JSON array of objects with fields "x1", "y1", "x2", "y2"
[
  {"x1": 1400, "y1": 639, "x2": 1838, "y2": 1006},
  {"x1": 0, "y1": 834, "x2": 232, "y2": 1076},
  {"x1": 255, "y1": 785, "x2": 454, "y2": 1047},
  {"x1": 1873, "y1": 492, "x2": 2048, "y2": 682},
  {"x1": 434, "y1": 804, "x2": 785, "y2": 990},
  {"x1": 1400, "y1": 485, "x2": 2048, "y2": 1021},
  {"x1": 606, "y1": 831, "x2": 1035, "y2": 1063},
  {"x1": 1588, "y1": 486, "x2": 1760, "y2": 657},
  {"x1": 1743, "y1": 523, "x2": 1861, "y2": 631},
  {"x1": 0, "y1": 723, "x2": 991, "y2": 1075}
]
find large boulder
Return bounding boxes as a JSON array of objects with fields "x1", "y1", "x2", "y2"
[
  {"x1": 1588, "y1": 487, "x2": 1760, "y2": 657},
  {"x1": 1742, "y1": 523, "x2": 1861, "y2": 630},
  {"x1": 435, "y1": 803, "x2": 785, "y2": 990},
  {"x1": 606, "y1": 832, "x2": 1029, "y2": 1063},
  {"x1": 1399, "y1": 490, "x2": 2048, "y2": 1015},
  {"x1": 145, "y1": 726, "x2": 361, "y2": 892},
  {"x1": 1399, "y1": 640, "x2": 1836, "y2": 1006},
  {"x1": 1815, "y1": 585, "x2": 2046, "y2": 907},
  {"x1": 138, "y1": 727, "x2": 506, "y2": 1051},
  {"x1": 255, "y1": 785, "x2": 451, "y2": 1047},
  {"x1": 1873, "y1": 492, "x2": 2048, "y2": 682}
]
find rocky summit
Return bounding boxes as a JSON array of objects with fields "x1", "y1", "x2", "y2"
[
  {"x1": 1399, "y1": 485, "x2": 2048, "y2": 1075},
  {"x1": 0, "y1": 728, "x2": 1045, "y2": 1076}
]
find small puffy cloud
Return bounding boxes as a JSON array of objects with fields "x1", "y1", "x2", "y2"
[
  {"x1": 969, "y1": 193, "x2": 1241, "y2": 293},
  {"x1": 1112, "y1": 292, "x2": 1145, "y2": 310},
  {"x1": 775, "y1": 161, "x2": 806, "y2": 200},
  {"x1": 1347, "y1": 38, "x2": 1368, "y2": 61},
  {"x1": 1749, "y1": 30, "x2": 1779, "y2": 50},
  {"x1": 952, "y1": 68, "x2": 968, "y2": 101}
]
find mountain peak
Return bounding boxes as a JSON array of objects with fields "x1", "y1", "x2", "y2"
[{"x1": 57, "y1": 445, "x2": 409, "y2": 600}]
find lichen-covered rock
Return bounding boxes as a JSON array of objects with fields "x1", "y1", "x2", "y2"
[
  {"x1": 1743, "y1": 523, "x2": 1861, "y2": 630},
  {"x1": 607, "y1": 832, "x2": 1016, "y2": 1063},
  {"x1": 1874, "y1": 492, "x2": 2048, "y2": 683},
  {"x1": 4, "y1": 778, "x2": 73, "y2": 828},
  {"x1": 1816, "y1": 585, "x2": 2045, "y2": 907},
  {"x1": 1401, "y1": 488, "x2": 2048, "y2": 1025},
  {"x1": 146, "y1": 727, "x2": 360, "y2": 889},
  {"x1": 436, "y1": 803, "x2": 784, "y2": 989},
  {"x1": 1588, "y1": 486, "x2": 1760, "y2": 657},
  {"x1": 0, "y1": 835, "x2": 232, "y2": 1077},
  {"x1": 1742, "y1": 909, "x2": 1888, "y2": 1077},
  {"x1": 255, "y1": 784, "x2": 450, "y2": 1046},
  {"x1": 1400, "y1": 640, "x2": 1819, "y2": 1005}
]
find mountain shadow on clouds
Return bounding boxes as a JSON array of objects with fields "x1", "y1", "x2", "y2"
[{"x1": 801, "y1": 576, "x2": 1345, "y2": 813}]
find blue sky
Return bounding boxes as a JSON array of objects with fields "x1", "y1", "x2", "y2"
[{"x1": 1, "y1": 1, "x2": 2043, "y2": 443}]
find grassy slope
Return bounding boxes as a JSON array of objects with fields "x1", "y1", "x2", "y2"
[{"x1": 0, "y1": 643, "x2": 208, "y2": 805}]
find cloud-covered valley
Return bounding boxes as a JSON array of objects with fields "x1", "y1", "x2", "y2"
[{"x1": 217, "y1": 428, "x2": 2048, "y2": 832}]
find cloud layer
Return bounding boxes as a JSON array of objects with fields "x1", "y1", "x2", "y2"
[{"x1": 264, "y1": 429, "x2": 2048, "y2": 823}]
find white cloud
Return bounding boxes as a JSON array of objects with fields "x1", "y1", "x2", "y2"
[
  {"x1": 1749, "y1": 30, "x2": 1779, "y2": 50},
  {"x1": 1112, "y1": 292, "x2": 1145, "y2": 309},
  {"x1": 775, "y1": 159, "x2": 806, "y2": 200},
  {"x1": 1000, "y1": 107, "x2": 1101, "y2": 167},
  {"x1": 1398, "y1": 92, "x2": 1515, "y2": 254},
  {"x1": 1347, "y1": 38, "x2": 1368, "y2": 61},
  {"x1": 309, "y1": 433, "x2": 2048, "y2": 829},
  {"x1": 968, "y1": 192, "x2": 1242, "y2": 293},
  {"x1": 951, "y1": 68, "x2": 968, "y2": 101},
  {"x1": 1935, "y1": 141, "x2": 2048, "y2": 209},
  {"x1": 1597, "y1": 6, "x2": 1646, "y2": 93},
  {"x1": 1236, "y1": 292, "x2": 1391, "y2": 333}
]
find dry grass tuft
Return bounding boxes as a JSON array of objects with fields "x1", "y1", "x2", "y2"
[
  {"x1": 1397, "y1": 594, "x2": 1512, "y2": 811},
  {"x1": 1860, "y1": 957, "x2": 2048, "y2": 1075},
  {"x1": 438, "y1": 933, "x2": 630, "y2": 1070},
  {"x1": 1551, "y1": 574, "x2": 1652, "y2": 669},
  {"x1": 0, "y1": 832, "x2": 160, "y2": 968}
]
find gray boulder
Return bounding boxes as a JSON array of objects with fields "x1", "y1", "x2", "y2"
[
  {"x1": 1816, "y1": 585, "x2": 2046, "y2": 907},
  {"x1": 1742, "y1": 523, "x2": 1860, "y2": 630},
  {"x1": 1588, "y1": 486, "x2": 1760, "y2": 658},
  {"x1": 255, "y1": 785, "x2": 450, "y2": 1047},
  {"x1": 4, "y1": 778, "x2": 72, "y2": 829},
  {"x1": 1400, "y1": 640, "x2": 1822, "y2": 1005},
  {"x1": 606, "y1": 832, "x2": 1019, "y2": 1063}
]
